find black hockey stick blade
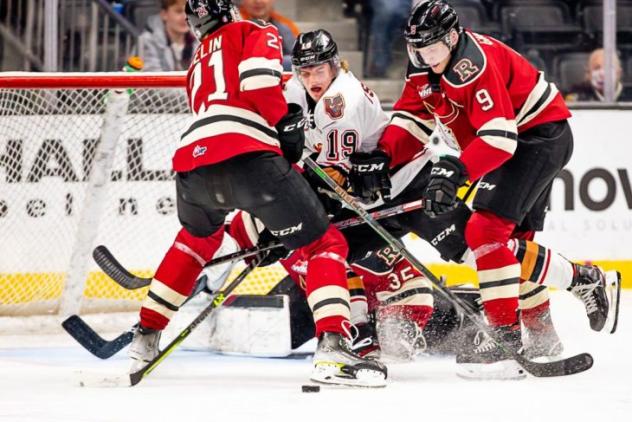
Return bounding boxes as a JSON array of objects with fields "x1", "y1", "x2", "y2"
[
  {"x1": 93, "y1": 243, "x2": 283, "y2": 290},
  {"x1": 516, "y1": 352, "x2": 593, "y2": 377},
  {"x1": 93, "y1": 245, "x2": 151, "y2": 290},
  {"x1": 62, "y1": 315, "x2": 134, "y2": 359},
  {"x1": 63, "y1": 277, "x2": 209, "y2": 360}
]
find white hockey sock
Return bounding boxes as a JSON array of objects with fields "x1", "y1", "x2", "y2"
[
  {"x1": 508, "y1": 239, "x2": 574, "y2": 290},
  {"x1": 539, "y1": 252, "x2": 574, "y2": 290}
]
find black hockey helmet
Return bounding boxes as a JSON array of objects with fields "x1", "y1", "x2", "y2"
[
  {"x1": 404, "y1": 0, "x2": 460, "y2": 66},
  {"x1": 291, "y1": 29, "x2": 340, "y2": 69},
  {"x1": 405, "y1": 0, "x2": 460, "y2": 48},
  {"x1": 186, "y1": 0, "x2": 240, "y2": 40}
]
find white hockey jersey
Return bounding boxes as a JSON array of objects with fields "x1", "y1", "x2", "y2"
[
  {"x1": 284, "y1": 70, "x2": 389, "y2": 172},
  {"x1": 285, "y1": 69, "x2": 433, "y2": 208}
]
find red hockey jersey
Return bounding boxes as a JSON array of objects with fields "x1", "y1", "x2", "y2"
[
  {"x1": 172, "y1": 20, "x2": 287, "y2": 172},
  {"x1": 379, "y1": 31, "x2": 571, "y2": 181}
]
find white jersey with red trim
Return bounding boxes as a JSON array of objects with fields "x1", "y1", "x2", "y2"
[
  {"x1": 286, "y1": 69, "x2": 432, "y2": 208},
  {"x1": 173, "y1": 20, "x2": 287, "y2": 172},
  {"x1": 284, "y1": 70, "x2": 389, "y2": 172}
]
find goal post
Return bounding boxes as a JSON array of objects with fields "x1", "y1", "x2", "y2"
[{"x1": 0, "y1": 72, "x2": 287, "y2": 322}]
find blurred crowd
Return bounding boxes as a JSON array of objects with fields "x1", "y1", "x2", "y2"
[{"x1": 1, "y1": 0, "x2": 630, "y2": 102}]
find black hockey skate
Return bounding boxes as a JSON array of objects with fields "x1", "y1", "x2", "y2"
[
  {"x1": 568, "y1": 265, "x2": 620, "y2": 333},
  {"x1": 128, "y1": 325, "x2": 161, "y2": 373},
  {"x1": 311, "y1": 332, "x2": 387, "y2": 387},
  {"x1": 456, "y1": 324, "x2": 526, "y2": 380},
  {"x1": 350, "y1": 322, "x2": 381, "y2": 359}
]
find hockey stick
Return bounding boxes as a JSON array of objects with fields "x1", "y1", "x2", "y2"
[
  {"x1": 79, "y1": 254, "x2": 264, "y2": 387},
  {"x1": 75, "y1": 196, "x2": 427, "y2": 359},
  {"x1": 303, "y1": 157, "x2": 594, "y2": 378},
  {"x1": 92, "y1": 243, "x2": 282, "y2": 290},
  {"x1": 93, "y1": 199, "x2": 425, "y2": 290},
  {"x1": 62, "y1": 275, "x2": 210, "y2": 359}
]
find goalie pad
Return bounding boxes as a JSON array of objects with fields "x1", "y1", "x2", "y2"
[{"x1": 205, "y1": 294, "x2": 292, "y2": 357}]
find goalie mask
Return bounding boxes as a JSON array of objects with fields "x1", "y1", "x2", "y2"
[
  {"x1": 404, "y1": 0, "x2": 461, "y2": 69},
  {"x1": 186, "y1": 0, "x2": 240, "y2": 40}
]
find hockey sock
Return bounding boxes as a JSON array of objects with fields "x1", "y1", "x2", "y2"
[
  {"x1": 521, "y1": 300, "x2": 556, "y2": 332},
  {"x1": 347, "y1": 273, "x2": 369, "y2": 325},
  {"x1": 466, "y1": 211, "x2": 520, "y2": 327},
  {"x1": 301, "y1": 225, "x2": 351, "y2": 338},
  {"x1": 508, "y1": 239, "x2": 575, "y2": 290},
  {"x1": 140, "y1": 227, "x2": 224, "y2": 330}
]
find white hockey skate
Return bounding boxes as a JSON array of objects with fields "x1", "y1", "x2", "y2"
[
  {"x1": 128, "y1": 325, "x2": 161, "y2": 373},
  {"x1": 311, "y1": 332, "x2": 387, "y2": 387}
]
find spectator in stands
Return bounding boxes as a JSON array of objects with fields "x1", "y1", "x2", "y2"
[
  {"x1": 239, "y1": 0, "x2": 300, "y2": 70},
  {"x1": 136, "y1": 0, "x2": 198, "y2": 71},
  {"x1": 565, "y1": 48, "x2": 632, "y2": 102},
  {"x1": 366, "y1": 0, "x2": 412, "y2": 77}
]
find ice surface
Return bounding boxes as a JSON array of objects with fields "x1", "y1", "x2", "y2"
[{"x1": 1, "y1": 291, "x2": 630, "y2": 422}]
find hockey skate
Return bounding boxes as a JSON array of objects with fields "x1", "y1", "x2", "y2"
[
  {"x1": 568, "y1": 265, "x2": 621, "y2": 333},
  {"x1": 128, "y1": 325, "x2": 161, "y2": 373},
  {"x1": 456, "y1": 325, "x2": 526, "y2": 380},
  {"x1": 311, "y1": 332, "x2": 387, "y2": 387},
  {"x1": 350, "y1": 322, "x2": 381, "y2": 359}
]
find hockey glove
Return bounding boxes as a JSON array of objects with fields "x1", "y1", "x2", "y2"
[
  {"x1": 349, "y1": 150, "x2": 392, "y2": 202},
  {"x1": 275, "y1": 103, "x2": 306, "y2": 163},
  {"x1": 256, "y1": 229, "x2": 291, "y2": 267},
  {"x1": 423, "y1": 155, "x2": 468, "y2": 217}
]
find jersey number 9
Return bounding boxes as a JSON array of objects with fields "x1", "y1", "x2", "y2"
[{"x1": 475, "y1": 88, "x2": 494, "y2": 111}]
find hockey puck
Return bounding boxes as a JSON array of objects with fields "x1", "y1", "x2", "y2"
[{"x1": 301, "y1": 384, "x2": 320, "y2": 393}]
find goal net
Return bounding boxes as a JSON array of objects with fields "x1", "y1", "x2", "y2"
[{"x1": 0, "y1": 72, "x2": 287, "y2": 325}]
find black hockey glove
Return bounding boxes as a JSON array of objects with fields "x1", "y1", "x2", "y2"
[
  {"x1": 423, "y1": 155, "x2": 468, "y2": 217},
  {"x1": 256, "y1": 229, "x2": 291, "y2": 267},
  {"x1": 275, "y1": 103, "x2": 306, "y2": 163},
  {"x1": 349, "y1": 150, "x2": 392, "y2": 202}
]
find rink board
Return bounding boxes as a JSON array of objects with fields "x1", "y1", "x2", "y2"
[{"x1": 1, "y1": 109, "x2": 631, "y2": 310}]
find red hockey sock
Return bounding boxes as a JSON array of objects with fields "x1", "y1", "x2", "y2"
[
  {"x1": 140, "y1": 227, "x2": 224, "y2": 330},
  {"x1": 521, "y1": 301, "x2": 554, "y2": 331},
  {"x1": 300, "y1": 225, "x2": 350, "y2": 338},
  {"x1": 466, "y1": 211, "x2": 520, "y2": 327}
]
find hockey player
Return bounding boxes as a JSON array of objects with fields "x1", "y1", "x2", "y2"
[
  {"x1": 128, "y1": 0, "x2": 386, "y2": 388},
  {"x1": 228, "y1": 30, "x2": 569, "y2": 364},
  {"x1": 281, "y1": 29, "x2": 564, "y2": 362},
  {"x1": 347, "y1": 0, "x2": 621, "y2": 378}
]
